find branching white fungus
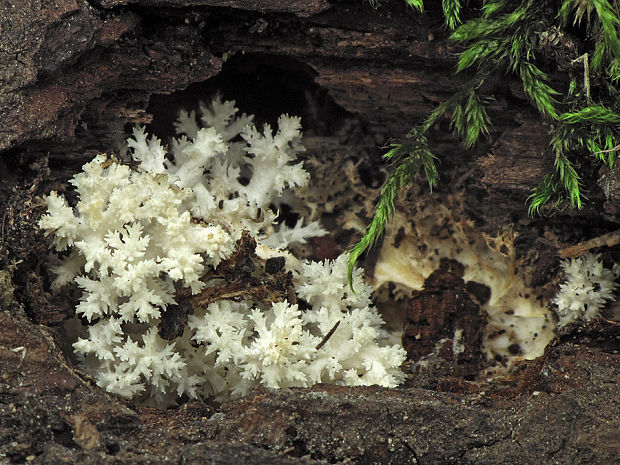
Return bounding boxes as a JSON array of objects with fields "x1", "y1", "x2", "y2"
[{"x1": 39, "y1": 96, "x2": 406, "y2": 407}]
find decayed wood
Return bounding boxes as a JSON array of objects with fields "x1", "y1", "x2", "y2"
[
  {"x1": 91, "y1": 0, "x2": 330, "y2": 15},
  {"x1": 0, "y1": 0, "x2": 575, "y2": 215},
  {"x1": 1, "y1": 304, "x2": 618, "y2": 465},
  {"x1": 0, "y1": 0, "x2": 221, "y2": 154},
  {"x1": 558, "y1": 229, "x2": 620, "y2": 258},
  {"x1": 403, "y1": 263, "x2": 486, "y2": 378},
  {"x1": 477, "y1": 120, "x2": 554, "y2": 196}
]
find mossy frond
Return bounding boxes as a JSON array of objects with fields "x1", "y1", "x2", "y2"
[
  {"x1": 451, "y1": 2, "x2": 532, "y2": 43},
  {"x1": 422, "y1": 81, "x2": 493, "y2": 148},
  {"x1": 530, "y1": 100, "x2": 619, "y2": 214},
  {"x1": 559, "y1": 0, "x2": 620, "y2": 74},
  {"x1": 442, "y1": 0, "x2": 462, "y2": 30},
  {"x1": 559, "y1": 104, "x2": 620, "y2": 124},
  {"x1": 450, "y1": 86, "x2": 493, "y2": 147},
  {"x1": 353, "y1": 0, "x2": 620, "y2": 285},
  {"x1": 528, "y1": 173, "x2": 564, "y2": 215},
  {"x1": 591, "y1": 0, "x2": 620, "y2": 61},
  {"x1": 347, "y1": 130, "x2": 438, "y2": 289},
  {"x1": 519, "y1": 62, "x2": 560, "y2": 119},
  {"x1": 481, "y1": 0, "x2": 508, "y2": 18},
  {"x1": 528, "y1": 153, "x2": 583, "y2": 215},
  {"x1": 456, "y1": 40, "x2": 500, "y2": 72},
  {"x1": 554, "y1": 105, "x2": 620, "y2": 167},
  {"x1": 405, "y1": 0, "x2": 424, "y2": 13},
  {"x1": 559, "y1": 0, "x2": 596, "y2": 26},
  {"x1": 554, "y1": 153, "x2": 583, "y2": 208}
]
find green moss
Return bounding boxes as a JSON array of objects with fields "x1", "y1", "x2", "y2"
[{"x1": 350, "y1": 0, "x2": 620, "y2": 285}]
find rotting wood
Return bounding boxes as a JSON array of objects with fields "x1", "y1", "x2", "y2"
[
  {"x1": 559, "y1": 229, "x2": 620, "y2": 258},
  {"x1": 1, "y1": 2, "x2": 619, "y2": 464}
]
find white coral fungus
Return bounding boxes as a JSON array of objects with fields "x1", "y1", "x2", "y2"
[
  {"x1": 39, "y1": 96, "x2": 405, "y2": 406},
  {"x1": 553, "y1": 253, "x2": 619, "y2": 327}
]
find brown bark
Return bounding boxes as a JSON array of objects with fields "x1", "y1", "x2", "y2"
[
  {"x1": 1, "y1": 1, "x2": 618, "y2": 464},
  {"x1": 1, "y1": 304, "x2": 619, "y2": 464},
  {"x1": 403, "y1": 263, "x2": 487, "y2": 378}
]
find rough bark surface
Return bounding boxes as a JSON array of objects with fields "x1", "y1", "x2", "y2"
[
  {"x1": 0, "y1": 1, "x2": 618, "y2": 464},
  {"x1": 403, "y1": 265, "x2": 486, "y2": 378},
  {"x1": 1, "y1": 304, "x2": 619, "y2": 464}
]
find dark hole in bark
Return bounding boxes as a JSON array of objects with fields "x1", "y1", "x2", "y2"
[{"x1": 145, "y1": 52, "x2": 352, "y2": 141}]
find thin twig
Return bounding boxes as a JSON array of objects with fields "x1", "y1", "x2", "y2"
[
  {"x1": 592, "y1": 144, "x2": 620, "y2": 156},
  {"x1": 571, "y1": 53, "x2": 590, "y2": 102},
  {"x1": 316, "y1": 320, "x2": 340, "y2": 350},
  {"x1": 559, "y1": 229, "x2": 620, "y2": 258}
]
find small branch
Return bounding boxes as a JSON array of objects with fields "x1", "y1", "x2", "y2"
[
  {"x1": 592, "y1": 144, "x2": 620, "y2": 156},
  {"x1": 571, "y1": 53, "x2": 590, "y2": 102},
  {"x1": 559, "y1": 229, "x2": 620, "y2": 258},
  {"x1": 316, "y1": 320, "x2": 340, "y2": 350}
]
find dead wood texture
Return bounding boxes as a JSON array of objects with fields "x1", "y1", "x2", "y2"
[
  {"x1": 1, "y1": 305, "x2": 619, "y2": 464},
  {"x1": 0, "y1": 1, "x2": 619, "y2": 464}
]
